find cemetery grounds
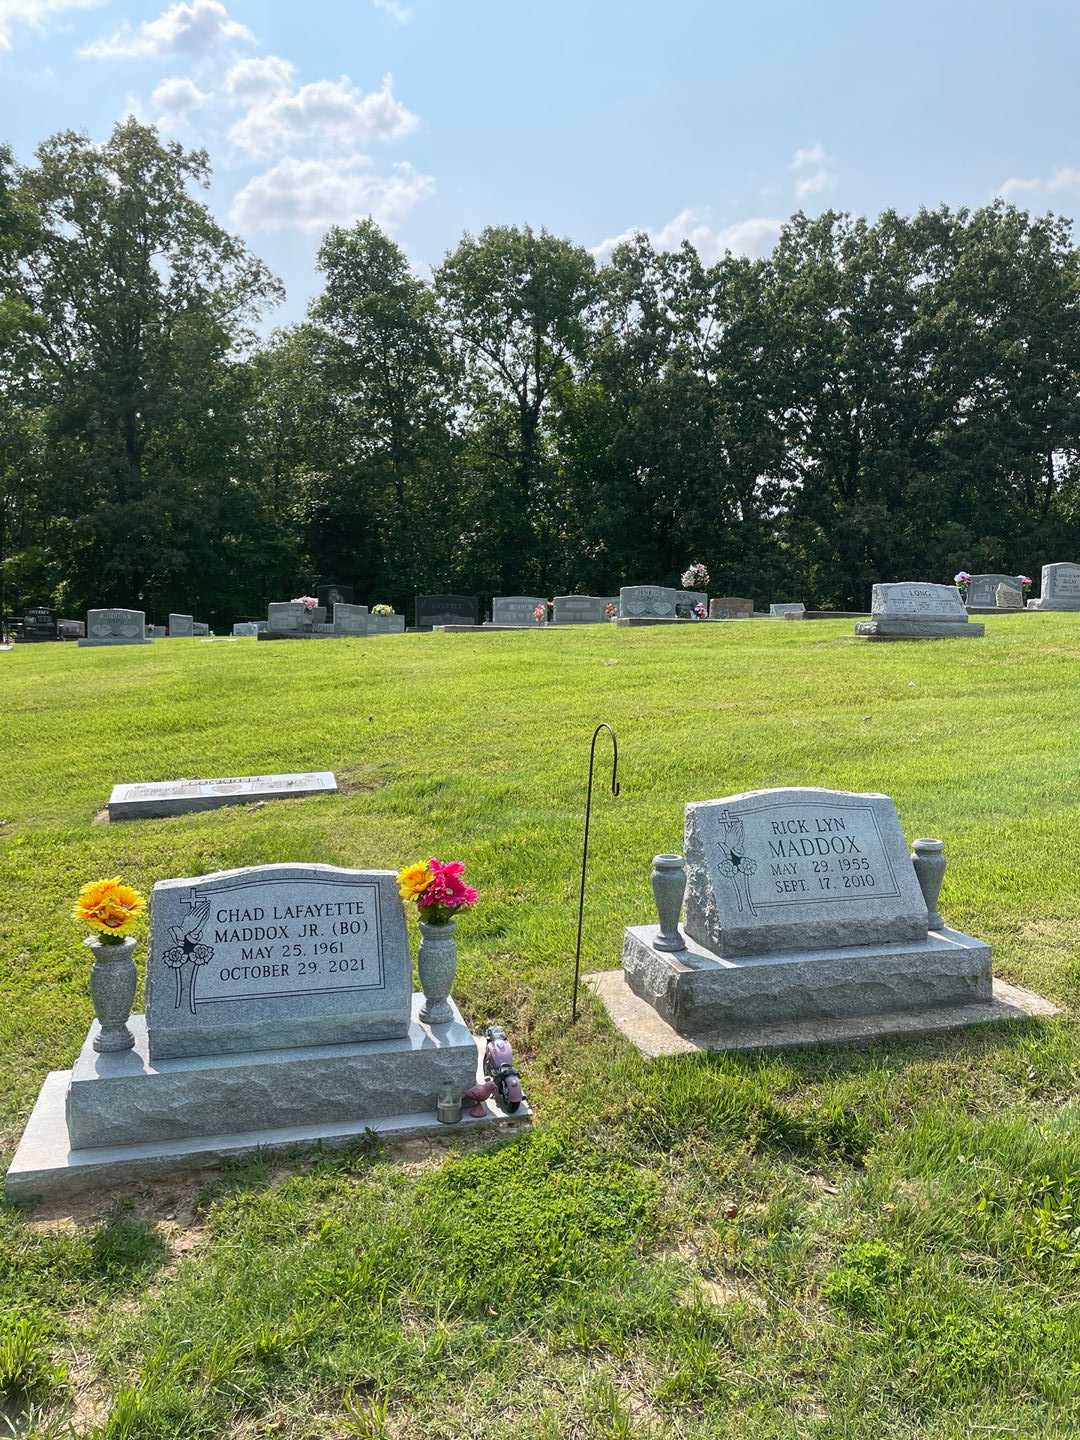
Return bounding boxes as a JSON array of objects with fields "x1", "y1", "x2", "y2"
[{"x1": 0, "y1": 617, "x2": 1078, "y2": 1440}]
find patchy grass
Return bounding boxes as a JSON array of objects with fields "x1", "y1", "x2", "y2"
[{"x1": 0, "y1": 616, "x2": 1078, "y2": 1437}]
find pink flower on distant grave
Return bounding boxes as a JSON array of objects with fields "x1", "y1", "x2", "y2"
[
  {"x1": 290, "y1": 595, "x2": 319, "y2": 610},
  {"x1": 1020, "y1": 576, "x2": 1033, "y2": 587},
  {"x1": 953, "y1": 572, "x2": 971, "y2": 585}
]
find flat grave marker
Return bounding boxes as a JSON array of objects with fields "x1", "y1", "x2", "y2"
[{"x1": 107, "y1": 771, "x2": 337, "y2": 822}]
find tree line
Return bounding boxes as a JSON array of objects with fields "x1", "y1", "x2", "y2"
[{"x1": 3, "y1": 120, "x2": 1079, "y2": 626}]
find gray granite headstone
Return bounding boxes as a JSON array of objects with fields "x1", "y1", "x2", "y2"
[
  {"x1": 856, "y1": 583, "x2": 983, "y2": 639},
  {"x1": 169, "y1": 613, "x2": 194, "y2": 637},
  {"x1": 551, "y1": 595, "x2": 618, "y2": 624},
  {"x1": 675, "y1": 590, "x2": 707, "y2": 617},
  {"x1": 146, "y1": 863, "x2": 411, "y2": 1060},
  {"x1": 108, "y1": 770, "x2": 337, "y2": 821},
  {"x1": 995, "y1": 583, "x2": 1024, "y2": 611},
  {"x1": 684, "y1": 786, "x2": 928, "y2": 957},
  {"x1": 1027, "y1": 562, "x2": 1080, "y2": 611},
  {"x1": 368, "y1": 614, "x2": 405, "y2": 634},
  {"x1": 491, "y1": 596, "x2": 547, "y2": 626},
  {"x1": 57, "y1": 619, "x2": 86, "y2": 639},
  {"x1": 709, "y1": 596, "x2": 753, "y2": 619},
  {"x1": 268, "y1": 602, "x2": 305, "y2": 631},
  {"x1": 415, "y1": 595, "x2": 479, "y2": 629},
  {"x1": 965, "y1": 574, "x2": 1023, "y2": 610},
  {"x1": 192, "y1": 622, "x2": 209, "y2": 636},
  {"x1": 769, "y1": 602, "x2": 805, "y2": 618},
  {"x1": 232, "y1": 622, "x2": 260, "y2": 636},
  {"x1": 78, "y1": 609, "x2": 151, "y2": 646},
  {"x1": 333, "y1": 602, "x2": 369, "y2": 635},
  {"x1": 146, "y1": 625, "x2": 167, "y2": 639},
  {"x1": 619, "y1": 585, "x2": 677, "y2": 619}
]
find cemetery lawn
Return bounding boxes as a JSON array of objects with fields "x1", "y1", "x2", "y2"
[{"x1": 1, "y1": 617, "x2": 1079, "y2": 1440}]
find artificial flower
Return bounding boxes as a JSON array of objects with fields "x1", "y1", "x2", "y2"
[
  {"x1": 73, "y1": 877, "x2": 145, "y2": 940},
  {"x1": 397, "y1": 861, "x2": 433, "y2": 902}
]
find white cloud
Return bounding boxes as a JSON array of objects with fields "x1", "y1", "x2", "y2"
[
  {"x1": 998, "y1": 166, "x2": 1080, "y2": 200},
  {"x1": 229, "y1": 71, "x2": 417, "y2": 157},
  {"x1": 371, "y1": 0, "x2": 412, "y2": 22},
  {"x1": 80, "y1": 0, "x2": 253, "y2": 59},
  {"x1": 591, "y1": 208, "x2": 783, "y2": 266},
  {"x1": 0, "y1": 0, "x2": 103, "y2": 53},
  {"x1": 230, "y1": 155, "x2": 433, "y2": 233},
  {"x1": 152, "y1": 74, "x2": 208, "y2": 116},
  {"x1": 791, "y1": 142, "x2": 837, "y2": 201},
  {"x1": 225, "y1": 53, "x2": 293, "y2": 101}
]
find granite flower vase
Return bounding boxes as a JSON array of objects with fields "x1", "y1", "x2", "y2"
[
  {"x1": 86, "y1": 935, "x2": 137, "y2": 1052},
  {"x1": 651, "y1": 854, "x2": 687, "y2": 951},
  {"x1": 418, "y1": 919, "x2": 457, "y2": 1025}
]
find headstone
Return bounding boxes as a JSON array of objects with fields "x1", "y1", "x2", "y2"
[
  {"x1": 107, "y1": 770, "x2": 337, "y2": 822},
  {"x1": 146, "y1": 625, "x2": 167, "y2": 639},
  {"x1": 57, "y1": 619, "x2": 86, "y2": 639},
  {"x1": 490, "y1": 596, "x2": 547, "y2": 626},
  {"x1": 855, "y1": 583, "x2": 984, "y2": 640},
  {"x1": 78, "y1": 609, "x2": 151, "y2": 646},
  {"x1": 318, "y1": 582, "x2": 354, "y2": 610},
  {"x1": 551, "y1": 595, "x2": 618, "y2": 624},
  {"x1": 1027, "y1": 562, "x2": 1080, "y2": 611},
  {"x1": 995, "y1": 583, "x2": 1024, "y2": 611},
  {"x1": 709, "y1": 596, "x2": 753, "y2": 619},
  {"x1": 232, "y1": 622, "x2": 260, "y2": 637},
  {"x1": 618, "y1": 786, "x2": 994, "y2": 1042},
  {"x1": 332, "y1": 602, "x2": 369, "y2": 635},
  {"x1": 965, "y1": 574, "x2": 1024, "y2": 611},
  {"x1": 168, "y1": 613, "x2": 194, "y2": 637},
  {"x1": 618, "y1": 585, "x2": 678, "y2": 620},
  {"x1": 675, "y1": 590, "x2": 707, "y2": 617},
  {"x1": 192, "y1": 622, "x2": 210, "y2": 636},
  {"x1": 21, "y1": 607, "x2": 56, "y2": 642},
  {"x1": 368, "y1": 614, "x2": 405, "y2": 635},
  {"x1": 769, "y1": 602, "x2": 805, "y2": 618},
  {"x1": 415, "y1": 595, "x2": 479, "y2": 629}
]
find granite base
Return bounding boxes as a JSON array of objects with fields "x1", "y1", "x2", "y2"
[
  {"x1": 77, "y1": 638, "x2": 152, "y2": 647},
  {"x1": 621, "y1": 924, "x2": 993, "y2": 1036},
  {"x1": 615, "y1": 617, "x2": 692, "y2": 627},
  {"x1": 587, "y1": 969, "x2": 1058, "y2": 1059},
  {"x1": 1026, "y1": 600, "x2": 1080, "y2": 611},
  {"x1": 855, "y1": 618, "x2": 985, "y2": 640}
]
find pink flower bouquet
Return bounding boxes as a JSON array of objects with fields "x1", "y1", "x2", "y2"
[
  {"x1": 290, "y1": 596, "x2": 319, "y2": 611},
  {"x1": 397, "y1": 858, "x2": 478, "y2": 927}
]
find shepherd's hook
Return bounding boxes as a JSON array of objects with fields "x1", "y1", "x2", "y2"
[{"x1": 571, "y1": 723, "x2": 620, "y2": 1022}]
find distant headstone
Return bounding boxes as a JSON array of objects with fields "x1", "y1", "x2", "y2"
[
  {"x1": 856, "y1": 583, "x2": 984, "y2": 640},
  {"x1": 552, "y1": 595, "x2": 618, "y2": 624},
  {"x1": 368, "y1": 614, "x2": 405, "y2": 635},
  {"x1": 57, "y1": 618, "x2": 86, "y2": 639},
  {"x1": 107, "y1": 770, "x2": 337, "y2": 822},
  {"x1": 268, "y1": 602, "x2": 306, "y2": 631},
  {"x1": 770, "y1": 602, "x2": 805, "y2": 618},
  {"x1": 415, "y1": 595, "x2": 479, "y2": 629},
  {"x1": 332, "y1": 602, "x2": 369, "y2": 635},
  {"x1": 169, "y1": 613, "x2": 194, "y2": 637},
  {"x1": 995, "y1": 583, "x2": 1023, "y2": 611},
  {"x1": 1027, "y1": 562, "x2": 1080, "y2": 611},
  {"x1": 318, "y1": 582, "x2": 354, "y2": 610},
  {"x1": 965, "y1": 574, "x2": 1024, "y2": 611},
  {"x1": 709, "y1": 596, "x2": 753, "y2": 619},
  {"x1": 618, "y1": 585, "x2": 678, "y2": 620},
  {"x1": 491, "y1": 596, "x2": 547, "y2": 626},
  {"x1": 192, "y1": 622, "x2": 210, "y2": 636},
  {"x1": 675, "y1": 590, "x2": 707, "y2": 617},
  {"x1": 21, "y1": 607, "x2": 56, "y2": 642},
  {"x1": 78, "y1": 609, "x2": 151, "y2": 647},
  {"x1": 146, "y1": 863, "x2": 413, "y2": 1060},
  {"x1": 232, "y1": 622, "x2": 260, "y2": 637},
  {"x1": 146, "y1": 625, "x2": 167, "y2": 639}
]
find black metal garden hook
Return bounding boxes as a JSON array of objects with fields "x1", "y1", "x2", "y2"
[{"x1": 571, "y1": 723, "x2": 620, "y2": 1022}]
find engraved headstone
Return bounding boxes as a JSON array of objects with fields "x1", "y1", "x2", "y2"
[
  {"x1": 856, "y1": 583, "x2": 984, "y2": 640},
  {"x1": 1027, "y1": 562, "x2": 1080, "y2": 611},
  {"x1": 551, "y1": 595, "x2": 618, "y2": 624},
  {"x1": 709, "y1": 596, "x2": 753, "y2": 619},
  {"x1": 618, "y1": 585, "x2": 678, "y2": 619},
  {"x1": 332, "y1": 602, "x2": 369, "y2": 635},
  {"x1": 318, "y1": 582, "x2": 354, "y2": 610},
  {"x1": 490, "y1": 596, "x2": 547, "y2": 626},
  {"x1": 368, "y1": 614, "x2": 405, "y2": 634},
  {"x1": 168, "y1": 613, "x2": 194, "y2": 637},
  {"x1": 415, "y1": 595, "x2": 479, "y2": 629},
  {"x1": 57, "y1": 618, "x2": 86, "y2": 639},
  {"x1": 78, "y1": 609, "x2": 151, "y2": 646},
  {"x1": 675, "y1": 589, "x2": 707, "y2": 617},
  {"x1": 770, "y1": 602, "x2": 805, "y2": 618},
  {"x1": 995, "y1": 583, "x2": 1023, "y2": 611},
  {"x1": 107, "y1": 770, "x2": 337, "y2": 822},
  {"x1": 232, "y1": 621, "x2": 260, "y2": 636},
  {"x1": 268, "y1": 602, "x2": 305, "y2": 631},
  {"x1": 21, "y1": 607, "x2": 56, "y2": 642},
  {"x1": 146, "y1": 863, "x2": 412, "y2": 1060},
  {"x1": 965, "y1": 574, "x2": 1024, "y2": 611},
  {"x1": 192, "y1": 622, "x2": 210, "y2": 636}
]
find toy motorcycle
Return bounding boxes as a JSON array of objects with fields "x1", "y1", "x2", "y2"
[{"x1": 483, "y1": 1025, "x2": 524, "y2": 1112}]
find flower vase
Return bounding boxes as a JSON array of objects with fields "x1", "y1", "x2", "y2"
[
  {"x1": 651, "y1": 854, "x2": 687, "y2": 951},
  {"x1": 911, "y1": 838, "x2": 946, "y2": 931},
  {"x1": 86, "y1": 935, "x2": 137, "y2": 1052},
  {"x1": 418, "y1": 920, "x2": 457, "y2": 1025}
]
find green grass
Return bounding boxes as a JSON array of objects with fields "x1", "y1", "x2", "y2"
[{"x1": 1, "y1": 618, "x2": 1078, "y2": 1438}]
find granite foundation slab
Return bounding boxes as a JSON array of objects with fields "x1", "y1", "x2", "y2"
[
  {"x1": 587, "y1": 969, "x2": 1058, "y2": 1059},
  {"x1": 257, "y1": 629, "x2": 346, "y2": 640},
  {"x1": 855, "y1": 618, "x2": 985, "y2": 640},
  {"x1": 7, "y1": 1027, "x2": 531, "y2": 1201},
  {"x1": 78, "y1": 636, "x2": 152, "y2": 646},
  {"x1": 66, "y1": 1000, "x2": 476, "y2": 1149},
  {"x1": 107, "y1": 771, "x2": 337, "y2": 821},
  {"x1": 621, "y1": 923, "x2": 992, "y2": 1035},
  {"x1": 615, "y1": 617, "x2": 693, "y2": 628}
]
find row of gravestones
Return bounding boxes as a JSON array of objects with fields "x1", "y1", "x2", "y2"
[
  {"x1": 7, "y1": 776, "x2": 1053, "y2": 1199},
  {"x1": 420, "y1": 590, "x2": 805, "y2": 627}
]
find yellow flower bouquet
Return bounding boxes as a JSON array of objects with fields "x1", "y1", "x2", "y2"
[{"x1": 73, "y1": 877, "x2": 145, "y2": 944}]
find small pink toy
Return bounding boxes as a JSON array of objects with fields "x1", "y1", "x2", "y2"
[{"x1": 463, "y1": 1081, "x2": 496, "y2": 1118}]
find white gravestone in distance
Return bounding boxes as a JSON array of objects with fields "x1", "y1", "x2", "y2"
[
  {"x1": 146, "y1": 864, "x2": 412, "y2": 1059},
  {"x1": 332, "y1": 602, "x2": 369, "y2": 635},
  {"x1": 192, "y1": 622, "x2": 209, "y2": 636},
  {"x1": 490, "y1": 596, "x2": 547, "y2": 626},
  {"x1": 78, "y1": 609, "x2": 151, "y2": 646},
  {"x1": 619, "y1": 786, "x2": 994, "y2": 1040},
  {"x1": 232, "y1": 622, "x2": 260, "y2": 636},
  {"x1": 618, "y1": 585, "x2": 678, "y2": 620},
  {"x1": 770, "y1": 602, "x2": 805, "y2": 618},
  {"x1": 1027, "y1": 562, "x2": 1080, "y2": 611},
  {"x1": 710, "y1": 596, "x2": 753, "y2": 619},
  {"x1": 995, "y1": 583, "x2": 1024, "y2": 611},
  {"x1": 368, "y1": 614, "x2": 405, "y2": 634},
  {"x1": 965, "y1": 575, "x2": 1023, "y2": 611},
  {"x1": 169, "y1": 613, "x2": 194, "y2": 637},
  {"x1": 855, "y1": 583, "x2": 984, "y2": 640},
  {"x1": 107, "y1": 770, "x2": 337, "y2": 822},
  {"x1": 552, "y1": 595, "x2": 618, "y2": 624}
]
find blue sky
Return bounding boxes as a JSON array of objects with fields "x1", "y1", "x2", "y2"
[{"x1": 2, "y1": 0, "x2": 1077, "y2": 326}]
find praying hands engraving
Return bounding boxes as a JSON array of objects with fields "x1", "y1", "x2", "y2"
[
  {"x1": 162, "y1": 897, "x2": 214, "y2": 1014},
  {"x1": 715, "y1": 811, "x2": 759, "y2": 916}
]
